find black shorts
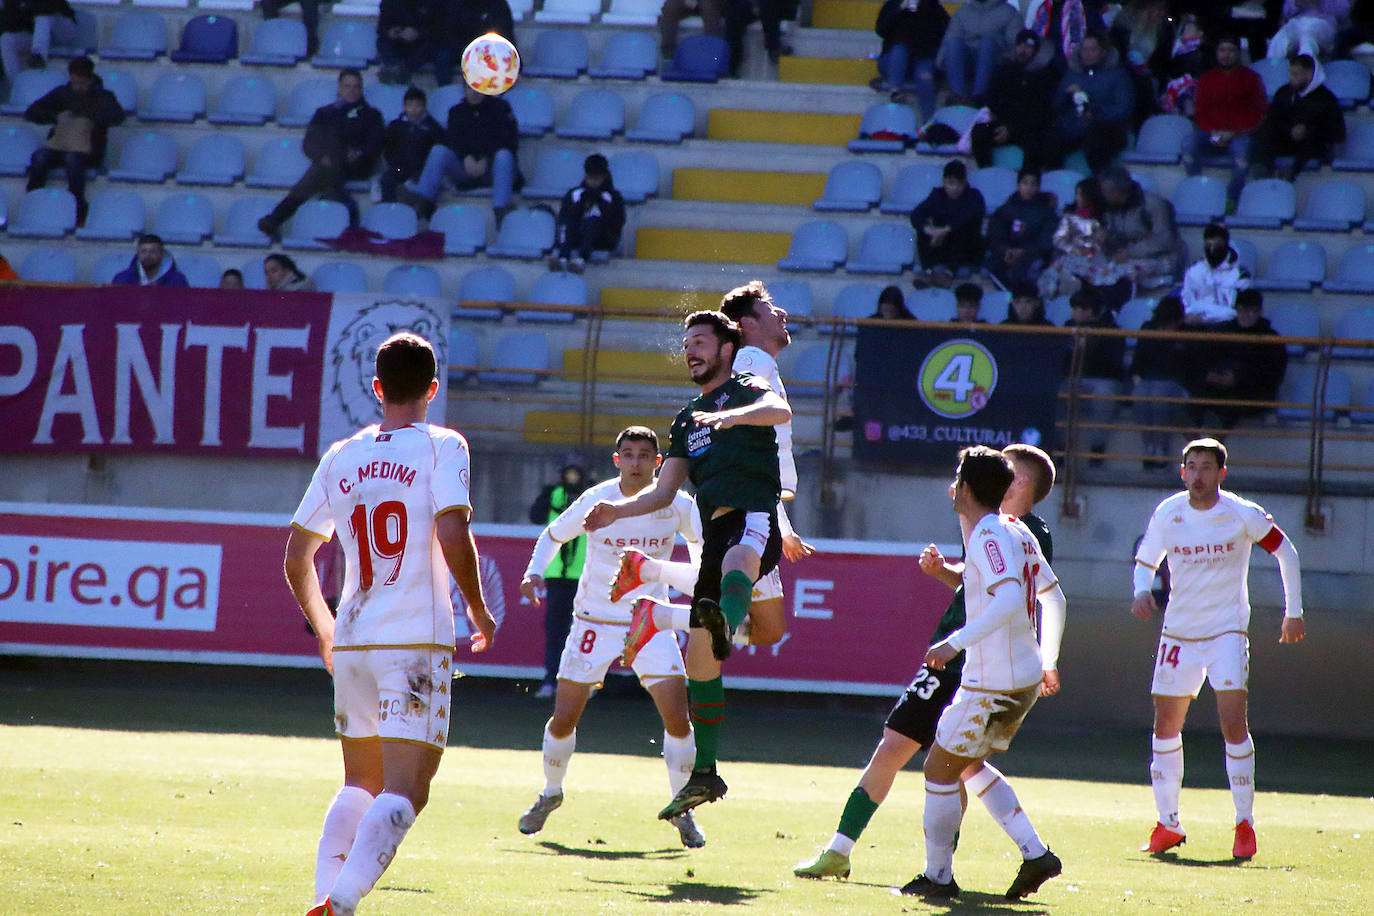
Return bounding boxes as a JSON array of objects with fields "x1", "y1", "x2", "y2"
[
  {"x1": 693, "y1": 507, "x2": 782, "y2": 605},
  {"x1": 884, "y1": 662, "x2": 962, "y2": 747}
]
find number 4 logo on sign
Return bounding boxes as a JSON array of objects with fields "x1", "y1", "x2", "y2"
[{"x1": 916, "y1": 338, "x2": 999, "y2": 420}]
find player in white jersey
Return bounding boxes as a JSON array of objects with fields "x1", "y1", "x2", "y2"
[
  {"x1": 285, "y1": 332, "x2": 494, "y2": 916},
  {"x1": 901, "y1": 446, "x2": 1067, "y2": 901},
  {"x1": 514, "y1": 426, "x2": 707, "y2": 848},
  {"x1": 1131, "y1": 438, "x2": 1304, "y2": 860}
]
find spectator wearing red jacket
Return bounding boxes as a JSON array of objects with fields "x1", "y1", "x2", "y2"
[{"x1": 1180, "y1": 36, "x2": 1267, "y2": 206}]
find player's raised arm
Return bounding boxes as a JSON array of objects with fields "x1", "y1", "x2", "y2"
[
  {"x1": 692, "y1": 390, "x2": 791, "y2": 430},
  {"x1": 284, "y1": 526, "x2": 336, "y2": 674},
  {"x1": 584, "y1": 456, "x2": 688, "y2": 531},
  {"x1": 437, "y1": 507, "x2": 494, "y2": 652},
  {"x1": 919, "y1": 543, "x2": 964, "y2": 591}
]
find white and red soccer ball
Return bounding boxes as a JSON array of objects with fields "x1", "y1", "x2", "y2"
[{"x1": 462, "y1": 33, "x2": 520, "y2": 96}]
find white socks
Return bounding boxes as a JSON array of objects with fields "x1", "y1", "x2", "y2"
[
  {"x1": 650, "y1": 602, "x2": 693, "y2": 633},
  {"x1": 922, "y1": 781, "x2": 964, "y2": 883},
  {"x1": 644, "y1": 558, "x2": 700, "y2": 596},
  {"x1": 662, "y1": 730, "x2": 695, "y2": 795},
  {"x1": 1225, "y1": 734, "x2": 1256, "y2": 824},
  {"x1": 313, "y1": 785, "x2": 374, "y2": 905},
  {"x1": 828, "y1": 832, "x2": 856, "y2": 856},
  {"x1": 328, "y1": 792, "x2": 417, "y2": 914},
  {"x1": 1151, "y1": 734, "x2": 1185, "y2": 830},
  {"x1": 966, "y1": 763, "x2": 1047, "y2": 859},
  {"x1": 542, "y1": 725, "x2": 576, "y2": 796}
]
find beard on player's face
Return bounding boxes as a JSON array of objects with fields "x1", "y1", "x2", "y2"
[{"x1": 686, "y1": 343, "x2": 725, "y2": 383}]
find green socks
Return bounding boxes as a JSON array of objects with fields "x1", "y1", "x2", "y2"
[
  {"x1": 688, "y1": 676, "x2": 725, "y2": 770},
  {"x1": 837, "y1": 787, "x2": 880, "y2": 841},
  {"x1": 720, "y1": 569, "x2": 753, "y2": 631}
]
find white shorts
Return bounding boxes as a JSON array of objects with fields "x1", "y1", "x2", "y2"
[
  {"x1": 934, "y1": 685, "x2": 1039, "y2": 759},
  {"x1": 1151, "y1": 631, "x2": 1250, "y2": 697},
  {"x1": 752, "y1": 567, "x2": 783, "y2": 602},
  {"x1": 558, "y1": 617, "x2": 686, "y2": 685},
  {"x1": 333, "y1": 648, "x2": 453, "y2": 749}
]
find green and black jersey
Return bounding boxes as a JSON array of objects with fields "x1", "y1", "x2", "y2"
[{"x1": 667, "y1": 373, "x2": 780, "y2": 517}]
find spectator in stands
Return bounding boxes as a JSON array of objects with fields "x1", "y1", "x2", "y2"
[
  {"x1": 258, "y1": 69, "x2": 384, "y2": 238},
  {"x1": 377, "y1": 0, "x2": 449, "y2": 85},
  {"x1": 985, "y1": 167, "x2": 1058, "y2": 291},
  {"x1": 23, "y1": 56, "x2": 123, "y2": 227},
  {"x1": 1021, "y1": 0, "x2": 1105, "y2": 67},
  {"x1": 0, "y1": 0, "x2": 75, "y2": 78},
  {"x1": 1043, "y1": 32, "x2": 1135, "y2": 172},
  {"x1": 724, "y1": 0, "x2": 791, "y2": 76},
  {"x1": 910, "y1": 159, "x2": 986, "y2": 289},
  {"x1": 968, "y1": 29, "x2": 1058, "y2": 168},
  {"x1": 872, "y1": 0, "x2": 949, "y2": 120},
  {"x1": 551, "y1": 154, "x2": 625, "y2": 274},
  {"x1": 380, "y1": 86, "x2": 442, "y2": 204},
  {"x1": 659, "y1": 0, "x2": 722, "y2": 60},
  {"x1": 1062, "y1": 289, "x2": 1126, "y2": 461},
  {"x1": 402, "y1": 84, "x2": 521, "y2": 219},
  {"x1": 872, "y1": 284, "x2": 916, "y2": 320},
  {"x1": 1181, "y1": 35, "x2": 1268, "y2": 207},
  {"x1": 939, "y1": 0, "x2": 1021, "y2": 104},
  {"x1": 451, "y1": 0, "x2": 515, "y2": 52},
  {"x1": 1107, "y1": 0, "x2": 1176, "y2": 124},
  {"x1": 1267, "y1": 0, "x2": 1350, "y2": 60},
  {"x1": 264, "y1": 253, "x2": 316, "y2": 292},
  {"x1": 1098, "y1": 164, "x2": 1183, "y2": 296},
  {"x1": 262, "y1": 0, "x2": 320, "y2": 58},
  {"x1": 1039, "y1": 176, "x2": 1135, "y2": 300},
  {"x1": 1181, "y1": 223, "x2": 1251, "y2": 324},
  {"x1": 1129, "y1": 293, "x2": 1191, "y2": 468},
  {"x1": 1185, "y1": 288, "x2": 1287, "y2": 428},
  {"x1": 1250, "y1": 53, "x2": 1345, "y2": 182},
  {"x1": 954, "y1": 282, "x2": 987, "y2": 322},
  {"x1": 1152, "y1": 10, "x2": 1209, "y2": 117},
  {"x1": 111, "y1": 234, "x2": 188, "y2": 287},
  {"x1": 1002, "y1": 281, "x2": 1053, "y2": 325},
  {"x1": 219, "y1": 268, "x2": 244, "y2": 289}
]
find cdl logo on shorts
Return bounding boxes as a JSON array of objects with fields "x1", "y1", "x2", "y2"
[{"x1": 0, "y1": 535, "x2": 222, "y2": 631}]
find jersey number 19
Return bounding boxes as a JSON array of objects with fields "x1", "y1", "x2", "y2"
[{"x1": 349, "y1": 501, "x2": 409, "y2": 590}]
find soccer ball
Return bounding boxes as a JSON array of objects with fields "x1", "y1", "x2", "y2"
[{"x1": 462, "y1": 33, "x2": 520, "y2": 96}]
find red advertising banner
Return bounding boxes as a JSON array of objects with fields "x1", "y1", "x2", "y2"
[{"x1": 0, "y1": 505, "x2": 953, "y2": 695}]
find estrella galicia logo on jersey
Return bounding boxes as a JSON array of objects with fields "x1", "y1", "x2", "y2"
[
  {"x1": 330, "y1": 301, "x2": 446, "y2": 427},
  {"x1": 984, "y1": 539, "x2": 1006, "y2": 574},
  {"x1": 686, "y1": 426, "x2": 712, "y2": 456},
  {"x1": 916, "y1": 339, "x2": 998, "y2": 420}
]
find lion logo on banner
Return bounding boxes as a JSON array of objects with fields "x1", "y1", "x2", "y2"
[{"x1": 330, "y1": 300, "x2": 446, "y2": 427}]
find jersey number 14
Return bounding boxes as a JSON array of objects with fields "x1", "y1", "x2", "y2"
[{"x1": 349, "y1": 501, "x2": 409, "y2": 590}]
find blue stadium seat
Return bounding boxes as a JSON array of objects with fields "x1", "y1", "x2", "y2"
[
  {"x1": 907, "y1": 288, "x2": 957, "y2": 321},
  {"x1": 1040, "y1": 168, "x2": 1085, "y2": 211},
  {"x1": 140, "y1": 71, "x2": 206, "y2": 122},
  {"x1": 241, "y1": 18, "x2": 307, "y2": 66},
  {"x1": 1044, "y1": 294, "x2": 1071, "y2": 325},
  {"x1": 521, "y1": 271, "x2": 588, "y2": 322},
  {"x1": 846, "y1": 223, "x2": 915, "y2": 274},
  {"x1": 1293, "y1": 179, "x2": 1365, "y2": 231},
  {"x1": 535, "y1": 0, "x2": 601, "y2": 23},
  {"x1": 488, "y1": 208, "x2": 556, "y2": 258},
  {"x1": 75, "y1": 189, "x2": 145, "y2": 240},
  {"x1": 523, "y1": 148, "x2": 585, "y2": 199},
  {"x1": 0, "y1": 124, "x2": 40, "y2": 176},
  {"x1": 283, "y1": 199, "x2": 351, "y2": 250},
  {"x1": 238, "y1": 257, "x2": 267, "y2": 289},
  {"x1": 170, "y1": 14, "x2": 237, "y2": 63},
  {"x1": 153, "y1": 193, "x2": 213, "y2": 244},
  {"x1": 602, "y1": 0, "x2": 662, "y2": 26},
  {"x1": 91, "y1": 251, "x2": 130, "y2": 284},
  {"x1": 556, "y1": 89, "x2": 626, "y2": 140},
  {"x1": 1169, "y1": 174, "x2": 1226, "y2": 226},
  {"x1": 215, "y1": 197, "x2": 278, "y2": 246},
  {"x1": 102, "y1": 69, "x2": 139, "y2": 114},
  {"x1": 662, "y1": 34, "x2": 728, "y2": 82},
  {"x1": 1267, "y1": 301, "x2": 1320, "y2": 355},
  {"x1": 1227, "y1": 177, "x2": 1295, "y2": 229},
  {"x1": 814, "y1": 161, "x2": 881, "y2": 212},
  {"x1": 177, "y1": 253, "x2": 223, "y2": 288},
  {"x1": 1277, "y1": 365, "x2": 1351, "y2": 421},
  {"x1": 1331, "y1": 306, "x2": 1374, "y2": 358},
  {"x1": 590, "y1": 31, "x2": 657, "y2": 79},
  {"x1": 447, "y1": 326, "x2": 480, "y2": 383},
  {"x1": 608, "y1": 150, "x2": 659, "y2": 203},
  {"x1": 245, "y1": 138, "x2": 310, "y2": 188},
  {"x1": 777, "y1": 220, "x2": 847, "y2": 272},
  {"x1": 1231, "y1": 237, "x2": 1259, "y2": 277},
  {"x1": 10, "y1": 188, "x2": 76, "y2": 237},
  {"x1": 1354, "y1": 379, "x2": 1374, "y2": 424},
  {"x1": 426, "y1": 83, "x2": 466, "y2": 122},
  {"x1": 1251, "y1": 57, "x2": 1289, "y2": 99},
  {"x1": 208, "y1": 76, "x2": 277, "y2": 125},
  {"x1": 479, "y1": 332, "x2": 550, "y2": 385},
  {"x1": 879, "y1": 162, "x2": 941, "y2": 214},
  {"x1": 1254, "y1": 240, "x2": 1326, "y2": 291},
  {"x1": 361, "y1": 202, "x2": 418, "y2": 239},
  {"x1": 787, "y1": 342, "x2": 833, "y2": 390},
  {"x1": 369, "y1": 84, "x2": 406, "y2": 123},
  {"x1": 1121, "y1": 113, "x2": 1192, "y2": 164},
  {"x1": 1322, "y1": 243, "x2": 1374, "y2": 294},
  {"x1": 19, "y1": 248, "x2": 77, "y2": 282},
  {"x1": 523, "y1": 30, "x2": 589, "y2": 79},
  {"x1": 969, "y1": 166, "x2": 1017, "y2": 209},
  {"x1": 830, "y1": 284, "x2": 883, "y2": 325},
  {"x1": 279, "y1": 79, "x2": 336, "y2": 127},
  {"x1": 177, "y1": 134, "x2": 245, "y2": 185},
  {"x1": 0, "y1": 69, "x2": 65, "y2": 116},
  {"x1": 383, "y1": 264, "x2": 442, "y2": 297},
  {"x1": 626, "y1": 92, "x2": 695, "y2": 143},
  {"x1": 312, "y1": 21, "x2": 375, "y2": 68},
  {"x1": 1116, "y1": 297, "x2": 1156, "y2": 332},
  {"x1": 848, "y1": 102, "x2": 917, "y2": 153},
  {"x1": 1324, "y1": 60, "x2": 1370, "y2": 109},
  {"x1": 992, "y1": 144, "x2": 1024, "y2": 170},
  {"x1": 457, "y1": 265, "x2": 515, "y2": 319},
  {"x1": 1334, "y1": 122, "x2": 1374, "y2": 171},
  {"x1": 430, "y1": 204, "x2": 487, "y2": 255},
  {"x1": 312, "y1": 259, "x2": 369, "y2": 293},
  {"x1": 916, "y1": 105, "x2": 979, "y2": 154},
  {"x1": 49, "y1": 9, "x2": 99, "y2": 58},
  {"x1": 101, "y1": 11, "x2": 168, "y2": 60},
  {"x1": 506, "y1": 86, "x2": 554, "y2": 138}
]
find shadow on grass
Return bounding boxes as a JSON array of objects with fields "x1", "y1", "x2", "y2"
[
  {"x1": 903, "y1": 890, "x2": 1050, "y2": 914},
  {"x1": 617, "y1": 879, "x2": 773, "y2": 906},
  {"x1": 525, "y1": 840, "x2": 688, "y2": 861},
  {"x1": 1144, "y1": 852, "x2": 1282, "y2": 870}
]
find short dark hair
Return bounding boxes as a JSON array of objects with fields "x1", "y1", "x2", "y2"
[
  {"x1": 1203, "y1": 222, "x2": 1229, "y2": 242},
  {"x1": 68, "y1": 56, "x2": 94, "y2": 78},
  {"x1": 584, "y1": 153, "x2": 609, "y2": 176},
  {"x1": 220, "y1": 268, "x2": 243, "y2": 282},
  {"x1": 1183, "y1": 436, "x2": 1228, "y2": 468},
  {"x1": 720, "y1": 280, "x2": 772, "y2": 323},
  {"x1": 339, "y1": 68, "x2": 364, "y2": 83},
  {"x1": 264, "y1": 252, "x2": 301, "y2": 276},
  {"x1": 1215, "y1": 35, "x2": 1241, "y2": 50},
  {"x1": 1290, "y1": 53, "x2": 1316, "y2": 73},
  {"x1": 684, "y1": 310, "x2": 742, "y2": 352},
  {"x1": 1017, "y1": 168, "x2": 1041, "y2": 183},
  {"x1": 1235, "y1": 288, "x2": 1263, "y2": 310},
  {"x1": 136, "y1": 233, "x2": 163, "y2": 248},
  {"x1": 942, "y1": 160, "x2": 967, "y2": 181},
  {"x1": 956, "y1": 445, "x2": 1016, "y2": 511},
  {"x1": 1003, "y1": 443, "x2": 1056, "y2": 505},
  {"x1": 375, "y1": 332, "x2": 436, "y2": 403},
  {"x1": 1069, "y1": 289, "x2": 1098, "y2": 313},
  {"x1": 615, "y1": 425, "x2": 659, "y2": 450},
  {"x1": 1154, "y1": 294, "x2": 1185, "y2": 323},
  {"x1": 954, "y1": 283, "x2": 983, "y2": 305},
  {"x1": 403, "y1": 86, "x2": 427, "y2": 103},
  {"x1": 1010, "y1": 281, "x2": 1040, "y2": 301}
]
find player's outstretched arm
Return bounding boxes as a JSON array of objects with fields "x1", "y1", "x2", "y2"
[
  {"x1": 437, "y1": 507, "x2": 495, "y2": 652},
  {"x1": 584, "y1": 457, "x2": 688, "y2": 531},
  {"x1": 692, "y1": 391, "x2": 792, "y2": 430},
  {"x1": 284, "y1": 526, "x2": 336, "y2": 674}
]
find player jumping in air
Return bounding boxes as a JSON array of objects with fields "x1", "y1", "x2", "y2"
[{"x1": 1132, "y1": 437, "x2": 1304, "y2": 860}]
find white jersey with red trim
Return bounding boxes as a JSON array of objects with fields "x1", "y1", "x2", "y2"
[
  {"x1": 960, "y1": 512, "x2": 1057, "y2": 691},
  {"x1": 733, "y1": 345, "x2": 797, "y2": 499},
  {"x1": 292, "y1": 423, "x2": 472, "y2": 651},
  {"x1": 1134, "y1": 490, "x2": 1282, "y2": 640}
]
